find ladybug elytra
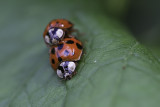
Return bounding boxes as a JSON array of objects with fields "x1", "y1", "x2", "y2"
[{"x1": 49, "y1": 37, "x2": 83, "y2": 80}]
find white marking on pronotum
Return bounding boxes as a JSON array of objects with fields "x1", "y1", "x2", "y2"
[
  {"x1": 64, "y1": 73, "x2": 70, "y2": 78},
  {"x1": 57, "y1": 69, "x2": 63, "y2": 78},
  {"x1": 52, "y1": 38, "x2": 58, "y2": 44},
  {"x1": 94, "y1": 60, "x2": 97, "y2": 63},
  {"x1": 45, "y1": 36, "x2": 50, "y2": 44},
  {"x1": 60, "y1": 62, "x2": 65, "y2": 66},
  {"x1": 56, "y1": 29, "x2": 64, "y2": 38},
  {"x1": 48, "y1": 28, "x2": 54, "y2": 36},
  {"x1": 68, "y1": 62, "x2": 76, "y2": 72}
]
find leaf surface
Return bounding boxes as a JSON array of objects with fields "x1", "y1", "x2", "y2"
[{"x1": 0, "y1": 0, "x2": 160, "y2": 107}]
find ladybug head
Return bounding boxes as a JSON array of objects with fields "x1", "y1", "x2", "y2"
[
  {"x1": 57, "y1": 61, "x2": 76, "y2": 80},
  {"x1": 45, "y1": 27, "x2": 65, "y2": 45}
]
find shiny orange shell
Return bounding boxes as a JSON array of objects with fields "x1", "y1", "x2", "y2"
[
  {"x1": 43, "y1": 19, "x2": 73, "y2": 38},
  {"x1": 50, "y1": 37, "x2": 83, "y2": 70}
]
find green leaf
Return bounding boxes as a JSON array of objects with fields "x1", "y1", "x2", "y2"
[{"x1": 0, "y1": 0, "x2": 160, "y2": 107}]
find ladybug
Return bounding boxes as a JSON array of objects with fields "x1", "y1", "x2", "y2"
[
  {"x1": 43, "y1": 19, "x2": 73, "y2": 46},
  {"x1": 49, "y1": 37, "x2": 83, "y2": 80}
]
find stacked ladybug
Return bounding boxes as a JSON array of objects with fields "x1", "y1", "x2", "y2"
[{"x1": 43, "y1": 19, "x2": 83, "y2": 80}]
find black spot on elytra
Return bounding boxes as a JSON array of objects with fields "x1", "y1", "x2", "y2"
[
  {"x1": 76, "y1": 43, "x2": 83, "y2": 50},
  {"x1": 58, "y1": 43, "x2": 64, "y2": 50},
  {"x1": 58, "y1": 57, "x2": 62, "y2": 62},
  {"x1": 52, "y1": 59, "x2": 55, "y2": 64},
  {"x1": 58, "y1": 66, "x2": 64, "y2": 73},
  {"x1": 66, "y1": 40, "x2": 74, "y2": 44},
  {"x1": 64, "y1": 50, "x2": 69, "y2": 56},
  {"x1": 56, "y1": 21, "x2": 59, "y2": 24},
  {"x1": 51, "y1": 48, "x2": 55, "y2": 54}
]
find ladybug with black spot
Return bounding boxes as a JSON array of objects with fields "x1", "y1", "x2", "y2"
[
  {"x1": 43, "y1": 19, "x2": 74, "y2": 46},
  {"x1": 49, "y1": 37, "x2": 83, "y2": 80}
]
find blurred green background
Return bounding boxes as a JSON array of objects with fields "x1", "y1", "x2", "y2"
[
  {"x1": 105, "y1": 0, "x2": 160, "y2": 46},
  {"x1": 0, "y1": 0, "x2": 160, "y2": 107}
]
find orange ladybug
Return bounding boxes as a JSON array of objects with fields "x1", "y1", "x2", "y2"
[
  {"x1": 43, "y1": 19, "x2": 73, "y2": 46},
  {"x1": 49, "y1": 37, "x2": 83, "y2": 80}
]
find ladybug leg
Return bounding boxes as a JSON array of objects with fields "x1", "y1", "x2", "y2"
[
  {"x1": 72, "y1": 71, "x2": 77, "y2": 76},
  {"x1": 64, "y1": 34, "x2": 74, "y2": 38},
  {"x1": 72, "y1": 29, "x2": 85, "y2": 37},
  {"x1": 68, "y1": 35, "x2": 74, "y2": 38},
  {"x1": 72, "y1": 28, "x2": 80, "y2": 36},
  {"x1": 48, "y1": 48, "x2": 51, "y2": 54}
]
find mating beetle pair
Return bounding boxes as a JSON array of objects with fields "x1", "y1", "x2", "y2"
[{"x1": 43, "y1": 19, "x2": 83, "y2": 80}]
